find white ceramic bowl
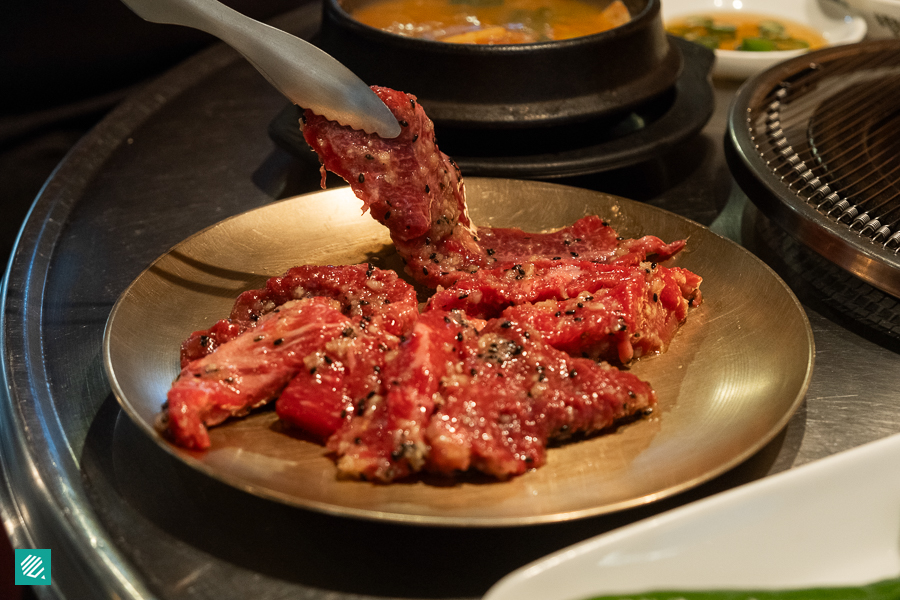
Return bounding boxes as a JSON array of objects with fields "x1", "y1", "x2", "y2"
[
  {"x1": 661, "y1": 0, "x2": 868, "y2": 79},
  {"x1": 839, "y1": 0, "x2": 900, "y2": 38}
]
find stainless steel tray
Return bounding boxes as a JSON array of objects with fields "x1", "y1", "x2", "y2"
[{"x1": 2, "y1": 6, "x2": 899, "y2": 599}]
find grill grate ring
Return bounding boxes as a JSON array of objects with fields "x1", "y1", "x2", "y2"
[
  {"x1": 727, "y1": 40, "x2": 900, "y2": 299},
  {"x1": 757, "y1": 68, "x2": 900, "y2": 250}
]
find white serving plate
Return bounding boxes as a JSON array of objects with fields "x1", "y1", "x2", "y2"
[
  {"x1": 840, "y1": 0, "x2": 900, "y2": 39},
  {"x1": 661, "y1": 0, "x2": 868, "y2": 79},
  {"x1": 484, "y1": 432, "x2": 900, "y2": 600}
]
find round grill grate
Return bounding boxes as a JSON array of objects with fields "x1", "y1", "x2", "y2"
[{"x1": 726, "y1": 40, "x2": 900, "y2": 299}]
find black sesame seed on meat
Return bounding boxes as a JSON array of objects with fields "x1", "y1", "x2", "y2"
[{"x1": 358, "y1": 173, "x2": 365, "y2": 183}]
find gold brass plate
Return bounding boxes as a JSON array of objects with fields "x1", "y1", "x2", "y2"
[{"x1": 103, "y1": 178, "x2": 813, "y2": 526}]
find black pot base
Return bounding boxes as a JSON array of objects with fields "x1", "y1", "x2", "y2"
[{"x1": 269, "y1": 37, "x2": 713, "y2": 180}]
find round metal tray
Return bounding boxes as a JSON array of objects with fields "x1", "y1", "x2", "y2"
[
  {"x1": 3, "y1": 6, "x2": 900, "y2": 600},
  {"x1": 104, "y1": 180, "x2": 813, "y2": 526}
]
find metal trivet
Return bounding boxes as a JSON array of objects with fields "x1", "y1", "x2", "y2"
[{"x1": 726, "y1": 40, "x2": 900, "y2": 299}]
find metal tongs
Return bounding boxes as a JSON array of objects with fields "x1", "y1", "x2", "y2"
[{"x1": 119, "y1": 0, "x2": 401, "y2": 138}]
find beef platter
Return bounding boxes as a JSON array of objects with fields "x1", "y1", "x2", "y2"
[{"x1": 160, "y1": 86, "x2": 703, "y2": 482}]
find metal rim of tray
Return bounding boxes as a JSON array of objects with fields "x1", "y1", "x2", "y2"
[{"x1": 0, "y1": 8, "x2": 325, "y2": 598}]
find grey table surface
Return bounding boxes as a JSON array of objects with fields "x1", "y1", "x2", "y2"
[{"x1": 1, "y1": 5, "x2": 898, "y2": 600}]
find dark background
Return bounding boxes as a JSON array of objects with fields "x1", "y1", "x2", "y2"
[
  {"x1": 1, "y1": 2, "x2": 301, "y2": 598},
  {"x1": 0, "y1": 0, "x2": 301, "y2": 262}
]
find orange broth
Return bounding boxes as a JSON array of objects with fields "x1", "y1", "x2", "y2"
[{"x1": 350, "y1": 0, "x2": 631, "y2": 44}]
